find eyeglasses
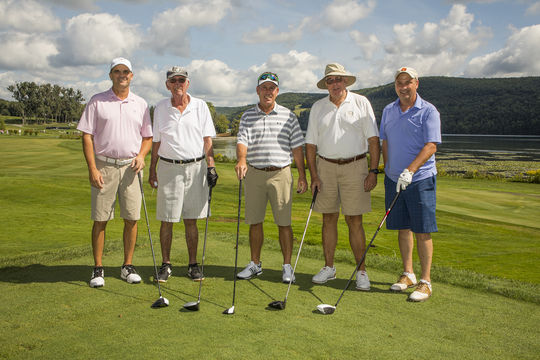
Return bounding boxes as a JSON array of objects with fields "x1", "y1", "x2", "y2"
[
  {"x1": 112, "y1": 69, "x2": 131, "y2": 75},
  {"x1": 258, "y1": 72, "x2": 279, "y2": 82},
  {"x1": 325, "y1": 77, "x2": 344, "y2": 85},
  {"x1": 168, "y1": 77, "x2": 187, "y2": 84}
]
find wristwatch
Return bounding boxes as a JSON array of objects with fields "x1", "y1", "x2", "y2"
[{"x1": 369, "y1": 168, "x2": 380, "y2": 174}]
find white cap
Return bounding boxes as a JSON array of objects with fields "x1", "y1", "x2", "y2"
[
  {"x1": 394, "y1": 67, "x2": 418, "y2": 79},
  {"x1": 110, "y1": 57, "x2": 132, "y2": 72}
]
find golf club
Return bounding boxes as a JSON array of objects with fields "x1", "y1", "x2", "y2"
[
  {"x1": 268, "y1": 188, "x2": 318, "y2": 310},
  {"x1": 183, "y1": 187, "x2": 213, "y2": 311},
  {"x1": 316, "y1": 189, "x2": 402, "y2": 315},
  {"x1": 223, "y1": 179, "x2": 242, "y2": 315},
  {"x1": 138, "y1": 172, "x2": 169, "y2": 308}
]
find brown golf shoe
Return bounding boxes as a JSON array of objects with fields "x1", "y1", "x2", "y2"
[
  {"x1": 390, "y1": 273, "x2": 417, "y2": 292},
  {"x1": 408, "y1": 281, "x2": 432, "y2": 302}
]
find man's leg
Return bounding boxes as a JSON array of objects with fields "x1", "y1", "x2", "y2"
[
  {"x1": 122, "y1": 219, "x2": 138, "y2": 265},
  {"x1": 415, "y1": 232, "x2": 433, "y2": 282},
  {"x1": 249, "y1": 223, "x2": 264, "y2": 264},
  {"x1": 92, "y1": 221, "x2": 108, "y2": 267},
  {"x1": 322, "y1": 212, "x2": 339, "y2": 267},
  {"x1": 184, "y1": 219, "x2": 199, "y2": 265},
  {"x1": 160, "y1": 221, "x2": 174, "y2": 264},
  {"x1": 344, "y1": 214, "x2": 367, "y2": 271},
  {"x1": 278, "y1": 225, "x2": 293, "y2": 264},
  {"x1": 398, "y1": 229, "x2": 415, "y2": 273}
]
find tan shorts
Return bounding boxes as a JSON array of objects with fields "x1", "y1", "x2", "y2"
[
  {"x1": 244, "y1": 165, "x2": 293, "y2": 226},
  {"x1": 91, "y1": 159, "x2": 141, "y2": 221},
  {"x1": 314, "y1": 157, "x2": 371, "y2": 215},
  {"x1": 156, "y1": 160, "x2": 209, "y2": 222}
]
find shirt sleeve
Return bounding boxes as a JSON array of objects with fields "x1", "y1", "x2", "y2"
[
  {"x1": 76, "y1": 97, "x2": 96, "y2": 135},
  {"x1": 423, "y1": 106, "x2": 442, "y2": 144},
  {"x1": 141, "y1": 102, "x2": 153, "y2": 138},
  {"x1": 304, "y1": 103, "x2": 318, "y2": 145},
  {"x1": 236, "y1": 111, "x2": 249, "y2": 147},
  {"x1": 201, "y1": 101, "x2": 217, "y2": 138},
  {"x1": 152, "y1": 102, "x2": 161, "y2": 143}
]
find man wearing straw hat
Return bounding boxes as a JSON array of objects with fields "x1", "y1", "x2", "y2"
[{"x1": 305, "y1": 63, "x2": 380, "y2": 291}]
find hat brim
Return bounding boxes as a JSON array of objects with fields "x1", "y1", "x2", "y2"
[{"x1": 317, "y1": 74, "x2": 356, "y2": 89}]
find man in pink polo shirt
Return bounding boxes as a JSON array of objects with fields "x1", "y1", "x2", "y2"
[{"x1": 77, "y1": 57, "x2": 153, "y2": 288}]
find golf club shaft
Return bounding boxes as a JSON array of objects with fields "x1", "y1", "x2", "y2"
[
  {"x1": 196, "y1": 187, "x2": 212, "y2": 303},
  {"x1": 333, "y1": 189, "x2": 402, "y2": 307},
  {"x1": 138, "y1": 172, "x2": 164, "y2": 298},
  {"x1": 283, "y1": 188, "x2": 318, "y2": 302},
  {"x1": 230, "y1": 179, "x2": 242, "y2": 308}
]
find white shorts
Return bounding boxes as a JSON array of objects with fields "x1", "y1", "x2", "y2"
[{"x1": 156, "y1": 160, "x2": 209, "y2": 222}]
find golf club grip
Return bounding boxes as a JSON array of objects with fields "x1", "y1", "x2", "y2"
[{"x1": 310, "y1": 188, "x2": 319, "y2": 207}]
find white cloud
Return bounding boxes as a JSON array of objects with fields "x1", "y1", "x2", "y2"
[
  {"x1": 242, "y1": 17, "x2": 311, "y2": 44},
  {"x1": 380, "y1": 4, "x2": 491, "y2": 79},
  {"x1": 526, "y1": 1, "x2": 540, "y2": 15},
  {"x1": 0, "y1": 0, "x2": 61, "y2": 33},
  {"x1": 147, "y1": 0, "x2": 232, "y2": 56},
  {"x1": 324, "y1": 0, "x2": 376, "y2": 31},
  {"x1": 466, "y1": 24, "x2": 540, "y2": 77},
  {"x1": 349, "y1": 31, "x2": 380, "y2": 59},
  {"x1": 0, "y1": 32, "x2": 58, "y2": 70},
  {"x1": 49, "y1": 13, "x2": 141, "y2": 67}
]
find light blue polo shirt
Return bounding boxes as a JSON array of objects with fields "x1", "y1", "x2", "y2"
[{"x1": 380, "y1": 94, "x2": 441, "y2": 183}]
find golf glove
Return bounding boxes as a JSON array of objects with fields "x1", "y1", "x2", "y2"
[
  {"x1": 207, "y1": 167, "x2": 218, "y2": 188},
  {"x1": 396, "y1": 169, "x2": 413, "y2": 192}
]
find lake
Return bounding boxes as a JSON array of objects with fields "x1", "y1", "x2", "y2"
[{"x1": 213, "y1": 135, "x2": 540, "y2": 162}]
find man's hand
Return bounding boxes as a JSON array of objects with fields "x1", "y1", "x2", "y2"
[
  {"x1": 296, "y1": 176, "x2": 307, "y2": 194},
  {"x1": 396, "y1": 169, "x2": 413, "y2": 192},
  {"x1": 207, "y1": 167, "x2": 219, "y2": 188},
  {"x1": 131, "y1": 155, "x2": 145, "y2": 174},
  {"x1": 364, "y1": 172, "x2": 377, "y2": 192},
  {"x1": 235, "y1": 160, "x2": 247, "y2": 180},
  {"x1": 89, "y1": 167, "x2": 104, "y2": 189}
]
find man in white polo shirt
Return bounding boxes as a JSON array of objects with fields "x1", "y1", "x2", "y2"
[
  {"x1": 78, "y1": 57, "x2": 153, "y2": 288},
  {"x1": 305, "y1": 63, "x2": 380, "y2": 291},
  {"x1": 148, "y1": 66, "x2": 218, "y2": 282},
  {"x1": 235, "y1": 72, "x2": 307, "y2": 283}
]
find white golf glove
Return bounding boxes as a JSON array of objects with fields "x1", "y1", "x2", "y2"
[{"x1": 396, "y1": 169, "x2": 413, "y2": 192}]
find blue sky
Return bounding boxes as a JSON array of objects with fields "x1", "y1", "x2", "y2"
[{"x1": 0, "y1": 0, "x2": 539, "y2": 106}]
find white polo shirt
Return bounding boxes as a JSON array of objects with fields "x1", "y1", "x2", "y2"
[
  {"x1": 305, "y1": 91, "x2": 378, "y2": 158},
  {"x1": 153, "y1": 94, "x2": 216, "y2": 160}
]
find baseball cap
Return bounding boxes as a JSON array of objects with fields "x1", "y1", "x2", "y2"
[
  {"x1": 110, "y1": 57, "x2": 132, "y2": 72},
  {"x1": 257, "y1": 72, "x2": 279, "y2": 86},
  {"x1": 394, "y1": 67, "x2": 418, "y2": 79},
  {"x1": 167, "y1": 66, "x2": 188, "y2": 80}
]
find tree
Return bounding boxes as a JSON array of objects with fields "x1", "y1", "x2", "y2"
[
  {"x1": 214, "y1": 114, "x2": 229, "y2": 134},
  {"x1": 229, "y1": 115, "x2": 241, "y2": 136}
]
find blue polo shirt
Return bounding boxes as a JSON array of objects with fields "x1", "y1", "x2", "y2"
[{"x1": 380, "y1": 94, "x2": 441, "y2": 183}]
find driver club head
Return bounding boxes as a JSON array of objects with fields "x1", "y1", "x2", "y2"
[
  {"x1": 151, "y1": 297, "x2": 169, "y2": 309},
  {"x1": 316, "y1": 304, "x2": 336, "y2": 315},
  {"x1": 268, "y1": 300, "x2": 286, "y2": 310},
  {"x1": 222, "y1": 306, "x2": 235, "y2": 315},
  {"x1": 183, "y1": 301, "x2": 200, "y2": 311}
]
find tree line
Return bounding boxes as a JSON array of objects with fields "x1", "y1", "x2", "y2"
[{"x1": 5, "y1": 82, "x2": 85, "y2": 125}]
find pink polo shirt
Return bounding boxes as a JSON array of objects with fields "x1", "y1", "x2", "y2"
[{"x1": 77, "y1": 88, "x2": 153, "y2": 159}]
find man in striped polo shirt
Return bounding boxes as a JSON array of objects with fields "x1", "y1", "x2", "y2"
[{"x1": 235, "y1": 72, "x2": 307, "y2": 283}]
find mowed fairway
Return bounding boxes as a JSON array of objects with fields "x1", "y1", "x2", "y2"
[{"x1": 0, "y1": 137, "x2": 539, "y2": 359}]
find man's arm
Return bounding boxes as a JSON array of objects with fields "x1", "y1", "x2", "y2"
[
  {"x1": 235, "y1": 143, "x2": 248, "y2": 180},
  {"x1": 203, "y1": 136, "x2": 215, "y2": 167},
  {"x1": 82, "y1": 132, "x2": 104, "y2": 189},
  {"x1": 131, "y1": 136, "x2": 153, "y2": 173},
  {"x1": 364, "y1": 136, "x2": 380, "y2": 192},
  {"x1": 291, "y1": 146, "x2": 307, "y2": 194},
  {"x1": 407, "y1": 142, "x2": 437, "y2": 173},
  {"x1": 305, "y1": 143, "x2": 320, "y2": 194},
  {"x1": 148, "y1": 141, "x2": 160, "y2": 188}
]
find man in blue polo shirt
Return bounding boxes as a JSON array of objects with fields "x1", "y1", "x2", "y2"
[{"x1": 379, "y1": 67, "x2": 441, "y2": 302}]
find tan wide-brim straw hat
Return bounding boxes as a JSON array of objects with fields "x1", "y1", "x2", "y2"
[{"x1": 317, "y1": 63, "x2": 356, "y2": 89}]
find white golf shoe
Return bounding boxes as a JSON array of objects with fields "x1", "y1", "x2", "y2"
[
  {"x1": 120, "y1": 264, "x2": 142, "y2": 284},
  {"x1": 408, "y1": 280, "x2": 432, "y2": 302},
  {"x1": 282, "y1": 264, "x2": 295, "y2": 283},
  {"x1": 89, "y1": 267, "x2": 104, "y2": 288},
  {"x1": 312, "y1": 266, "x2": 336, "y2": 284},
  {"x1": 237, "y1": 261, "x2": 262, "y2": 280},
  {"x1": 355, "y1": 270, "x2": 370, "y2": 291},
  {"x1": 390, "y1": 272, "x2": 418, "y2": 292}
]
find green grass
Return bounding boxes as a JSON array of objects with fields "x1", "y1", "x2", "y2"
[{"x1": 0, "y1": 137, "x2": 539, "y2": 359}]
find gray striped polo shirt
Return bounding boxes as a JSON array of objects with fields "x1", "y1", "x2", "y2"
[{"x1": 237, "y1": 103, "x2": 304, "y2": 168}]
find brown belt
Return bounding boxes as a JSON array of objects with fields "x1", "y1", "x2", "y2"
[
  {"x1": 319, "y1": 153, "x2": 366, "y2": 165},
  {"x1": 251, "y1": 164, "x2": 289, "y2": 172}
]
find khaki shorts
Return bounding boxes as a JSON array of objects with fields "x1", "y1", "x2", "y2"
[
  {"x1": 156, "y1": 160, "x2": 209, "y2": 222},
  {"x1": 314, "y1": 157, "x2": 371, "y2": 215},
  {"x1": 244, "y1": 165, "x2": 293, "y2": 226},
  {"x1": 91, "y1": 159, "x2": 141, "y2": 221}
]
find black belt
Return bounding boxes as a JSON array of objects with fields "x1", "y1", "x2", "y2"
[
  {"x1": 251, "y1": 164, "x2": 289, "y2": 172},
  {"x1": 160, "y1": 155, "x2": 205, "y2": 164},
  {"x1": 319, "y1": 153, "x2": 366, "y2": 165}
]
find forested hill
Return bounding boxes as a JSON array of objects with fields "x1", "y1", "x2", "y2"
[{"x1": 217, "y1": 77, "x2": 540, "y2": 135}]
